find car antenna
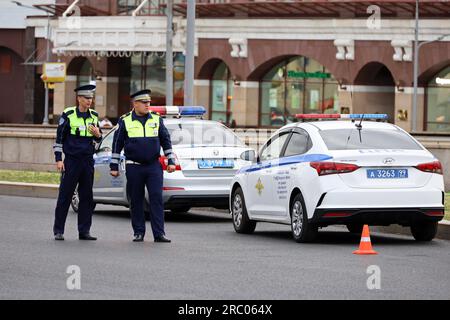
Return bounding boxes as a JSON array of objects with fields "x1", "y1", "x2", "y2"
[{"x1": 355, "y1": 115, "x2": 364, "y2": 143}]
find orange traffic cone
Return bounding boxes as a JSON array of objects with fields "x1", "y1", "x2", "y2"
[{"x1": 353, "y1": 225, "x2": 378, "y2": 255}]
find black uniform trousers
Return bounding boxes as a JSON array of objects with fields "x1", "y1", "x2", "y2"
[
  {"x1": 53, "y1": 155, "x2": 95, "y2": 235},
  {"x1": 126, "y1": 160, "x2": 165, "y2": 238}
]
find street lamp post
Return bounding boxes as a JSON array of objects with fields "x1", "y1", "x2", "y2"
[
  {"x1": 184, "y1": 0, "x2": 195, "y2": 106},
  {"x1": 166, "y1": 0, "x2": 173, "y2": 106},
  {"x1": 412, "y1": 0, "x2": 419, "y2": 132}
]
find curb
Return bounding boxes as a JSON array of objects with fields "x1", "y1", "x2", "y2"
[
  {"x1": 0, "y1": 181, "x2": 58, "y2": 199},
  {"x1": 0, "y1": 181, "x2": 449, "y2": 241}
]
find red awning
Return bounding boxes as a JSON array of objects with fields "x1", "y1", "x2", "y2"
[{"x1": 171, "y1": 0, "x2": 450, "y2": 18}]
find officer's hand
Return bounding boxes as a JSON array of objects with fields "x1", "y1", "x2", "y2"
[
  {"x1": 167, "y1": 165, "x2": 176, "y2": 173},
  {"x1": 56, "y1": 161, "x2": 65, "y2": 172},
  {"x1": 110, "y1": 170, "x2": 120, "y2": 177},
  {"x1": 88, "y1": 125, "x2": 101, "y2": 138}
]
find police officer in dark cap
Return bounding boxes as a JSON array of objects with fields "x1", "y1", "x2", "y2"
[
  {"x1": 110, "y1": 89, "x2": 175, "y2": 243},
  {"x1": 53, "y1": 84, "x2": 102, "y2": 241}
]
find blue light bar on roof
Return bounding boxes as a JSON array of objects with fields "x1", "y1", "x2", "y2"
[
  {"x1": 295, "y1": 113, "x2": 388, "y2": 120},
  {"x1": 343, "y1": 114, "x2": 388, "y2": 120},
  {"x1": 179, "y1": 106, "x2": 206, "y2": 116},
  {"x1": 149, "y1": 106, "x2": 206, "y2": 116}
]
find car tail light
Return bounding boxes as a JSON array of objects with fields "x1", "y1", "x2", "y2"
[
  {"x1": 424, "y1": 210, "x2": 444, "y2": 217},
  {"x1": 322, "y1": 212, "x2": 353, "y2": 218},
  {"x1": 310, "y1": 162, "x2": 360, "y2": 176},
  {"x1": 415, "y1": 161, "x2": 443, "y2": 175},
  {"x1": 162, "y1": 187, "x2": 185, "y2": 191},
  {"x1": 159, "y1": 155, "x2": 182, "y2": 171}
]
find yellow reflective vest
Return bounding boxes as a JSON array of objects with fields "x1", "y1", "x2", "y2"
[{"x1": 64, "y1": 106, "x2": 99, "y2": 137}]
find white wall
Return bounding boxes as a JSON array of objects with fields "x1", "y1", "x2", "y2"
[{"x1": 0, "y1": 0, "x2": 55, "y2": 29}]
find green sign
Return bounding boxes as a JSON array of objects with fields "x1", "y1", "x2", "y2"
[{"x1": 287, "y1": 71, "x2": 331, "y2": 79}]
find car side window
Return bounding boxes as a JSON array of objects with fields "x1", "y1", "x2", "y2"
[
  {"x1": 98, "y1": 129, "x2": 115, "y2": 153},
  {"x1": 283, "y1": 130, "x2": 311, "y2": 157},
  {"x1": 259, "y1": 131, "x2": 290, "y2": 162}
]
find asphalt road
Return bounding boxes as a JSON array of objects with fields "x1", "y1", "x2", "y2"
[{"x1": 1, "y1": 195, "x2": 449, "y2": 300}]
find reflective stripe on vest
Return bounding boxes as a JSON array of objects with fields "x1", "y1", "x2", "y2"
[
  {"x1": 123, "y1": 113, "x2": 160, "y2": 138},
  {"x1": 64, "y1": 106, "x2": 98, "y2": 137}
]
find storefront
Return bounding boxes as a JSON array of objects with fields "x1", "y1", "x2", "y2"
[
  {"x1": 426, "y1": 66, "x2": 450, "y2": 132},
  {"x1": 259, "y1": 56, "x2": 339, "y2": 127}
]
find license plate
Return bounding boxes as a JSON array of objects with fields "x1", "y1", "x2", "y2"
[
  {"x1": 366, "y1": 169, "x2": 408, "y2": 179},
  {"x1": 198, "y1": 159, "x2": 234, "y2": 169}
]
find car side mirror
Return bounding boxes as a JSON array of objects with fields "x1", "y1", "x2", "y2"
[{"x1": 240, "y1": 150, "x2": 256, "y2": 162}]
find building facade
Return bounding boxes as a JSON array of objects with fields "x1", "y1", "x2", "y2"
[{"x1": 2, "y1": 0, "x2": 450, "y2": 132}]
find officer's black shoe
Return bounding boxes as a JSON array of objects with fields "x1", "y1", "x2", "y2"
[
  {"x1": 54, "y1": 233, "x2": 64, "y2": 241},
  {"x1": 79, "y1": 233, "x2": 97, "y2": 240},
  {"x1": 133, "y1": 234, "x2": 144, "y2": 242},
  {"x1": 154, "y1": 235, "x2": 171, "y2": 243}
]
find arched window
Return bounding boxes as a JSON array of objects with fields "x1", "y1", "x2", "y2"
[
  {"x1": 77, "y1": 59, "x2": 94, "y2": 87},
  {"x1": 260, "y1": 56, "x2": 339, "y2": 127},
  {"x1": 426, "y1": 66, "x2": 450, "y2": 132},
  {"x1": 210, "y1": 62, "x2": 233, "y2": 125}
]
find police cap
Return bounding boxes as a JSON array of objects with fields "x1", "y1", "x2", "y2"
[
  {"x1": 74, "y1": 84, "x2": 96, "y2": 98},
  {"x1": 130, "y1": 89, "x2": 151, "y2": 102}
]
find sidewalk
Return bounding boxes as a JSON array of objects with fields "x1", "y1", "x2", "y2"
[{"x1": 1, "y1": 181, "x2": 449, "y2": 240}]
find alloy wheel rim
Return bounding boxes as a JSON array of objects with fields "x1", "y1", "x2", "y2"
[
  {"x1": 72, "y1": 191, "x2": 79, "y2": 211},
  {"x1": 292, "y1": 200, "x2": 303, "y2": 236},
  {"x1": 233, "y1": 194, "x2": 243, "y2": 227}
]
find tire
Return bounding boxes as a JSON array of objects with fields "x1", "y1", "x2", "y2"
[
  {"x1": 231, "y1": 187, "x2": 256, "y2": 234},
  {"x1": 71, "y1": 188, "x2": 79, "y2": 213},
  {"x1": 290, "y1": 193, "x2": 318, "y2": 243},
  {"x1": 347, "y1": 224, "x2": 364, "y2": 234},
  {"x1": 71, "y1": 187, "x2": 96, "y2": 214},
  {"x1": 170, "y1": 206, "x2": 191, "y2": 214},
  {"x1": 410, "y1": 221, "x2": 438, "y2": 241}
]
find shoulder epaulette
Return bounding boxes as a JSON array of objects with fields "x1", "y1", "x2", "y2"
[
  {"x1": 120, "y1": 112, "x2": 131, "y2": 119},
  {"x1": 150, "y1": 111, "x2": 160, "y2": 116},
  {"x1": 63, "y1": 106, "x2": 76, "y2": 115},
  {"x1": 90, "y1": 110, "x2": 99, "y2": 117}
]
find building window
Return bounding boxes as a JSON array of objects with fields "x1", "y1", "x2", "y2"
[
  {"x1": 426, "y1": 66, "x2": 450, "y2": 132},
  {"x1": 130, "y1": 52, "x2": 185, "y2": 106},
  {"x1": 260, "y1": 56, "x2": 339, "y2": 127},
  {"x1": 210, "y1": 62, "x2": 233, "y2": 125},
  {"x1": 77, "y1": 59, "x2": 94, "y2": 87},
  {"x1": 0, "y1": 54, "x2": 12, "y2": 74},
  {"x1": 117, "y1": 0, "x2": 166, "y2": 15}
]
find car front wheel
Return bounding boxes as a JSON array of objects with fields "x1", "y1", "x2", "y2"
[
  {"x1": 291, "y1": 193, "x2": 318, "y2": 243},
  {"x1": 232, "y1": 187, "x2": 256, "y2": 234}
]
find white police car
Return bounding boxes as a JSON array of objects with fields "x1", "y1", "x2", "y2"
[
  {"x1": 72, "y1": 106, "x2": 254, "y2": 214},
  {"x1": 230, "y1": 114, "x2": 445, "y2": 242}
]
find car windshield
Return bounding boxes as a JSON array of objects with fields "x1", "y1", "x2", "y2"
[
  {"x1": 319, "y1": 128, "x2": 423, "y2": 150},
  {"x1": 166, "y1": 122, "x2": 245, "y2": 147}
]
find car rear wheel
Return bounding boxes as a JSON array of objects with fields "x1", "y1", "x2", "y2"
[
  {"x1": 232, "y1": 187, "x2": 256, "y2": 234},
  {"x1": 170, "y1": 206, "x2": 191, "y2": 214},
  {"x1": 290, "y1": 193, "x2": 318, "y2": 243},
  {"x1": 410, "y1": 221, "x2": 438, "y2": 241},
  {"x1": 346, "y1": 224, "x2": 364, "y2": 234}
]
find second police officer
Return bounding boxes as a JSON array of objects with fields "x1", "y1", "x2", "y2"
[
  {"x1": 110, "y1": 89, "x2": 176, "y2": 243},
  {"x1": 53, "y1": 84, "x2": 102, "y2": 241}
]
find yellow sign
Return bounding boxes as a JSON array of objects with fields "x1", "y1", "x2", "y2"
[
  {"x1": 255, "y1": 178, "x2": 264, "y2": 195},
  {"x1": 42, "y1": 63, "x2": 66, "y2": 83}
]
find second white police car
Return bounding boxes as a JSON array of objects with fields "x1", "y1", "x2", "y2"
[
  {"x1": 72, "y1": 106, "x2": 254, "y2": 214},
  {"x1": 230, "y1": 114, "x2": 445, "y2": 242}
]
